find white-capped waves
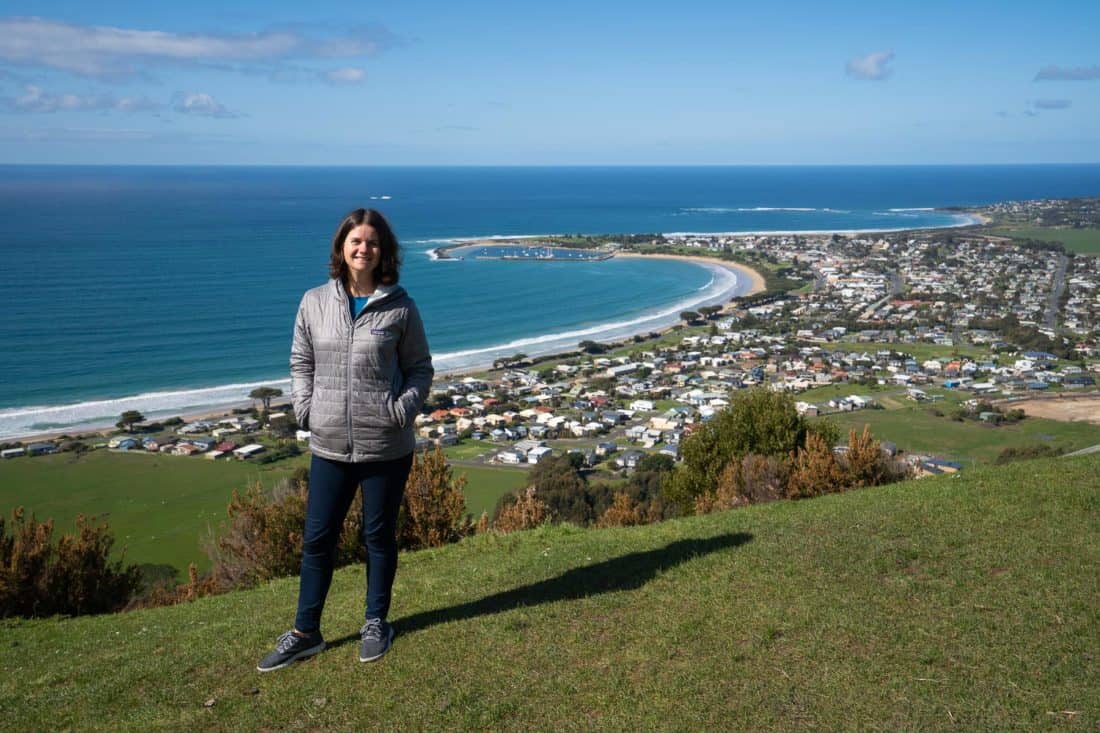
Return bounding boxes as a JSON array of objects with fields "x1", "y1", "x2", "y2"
[{"x1": 0, "y1": 379, "x2": 291, "y2": 440}]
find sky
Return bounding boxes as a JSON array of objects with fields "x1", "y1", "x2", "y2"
[{"x1": 0, "y1": 0, "x2": 1097, "y2": 165}]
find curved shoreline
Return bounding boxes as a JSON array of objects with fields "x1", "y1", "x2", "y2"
[
  {"x1": 1, "y1": 252, "x2": 765, "y2": 441},
  {"x1": 430, "y1": 252, "x2": 762, "y2": 374}
]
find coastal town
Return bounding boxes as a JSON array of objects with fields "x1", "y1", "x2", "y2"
[{"x1": 5, "y1": 198, "x2": 1097, "y2": 485}]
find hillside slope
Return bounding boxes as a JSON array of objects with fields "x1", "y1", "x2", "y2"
[{"x1": 2, "y1": 455, "x2": 1097, "y2": 731}]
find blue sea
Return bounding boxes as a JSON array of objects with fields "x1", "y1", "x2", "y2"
[{"x1": 2, "y1": 164, "x2": 1099, "y2": 438}]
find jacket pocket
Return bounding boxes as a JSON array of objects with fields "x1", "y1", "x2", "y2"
[{"x1": 386, "y1": 392, "x2": 406, "y2": 429}]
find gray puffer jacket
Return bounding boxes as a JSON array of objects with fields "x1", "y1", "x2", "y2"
[{"x1": 290, "y1": 279, "x2": 434, "y2": 462}]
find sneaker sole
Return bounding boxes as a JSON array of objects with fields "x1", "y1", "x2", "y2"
[
  {"x1": 256, "y1": 641, "x2": 326, "y2": 672},
  {"x1": 358, "y1": 626, "x2": 395, "y2": 663}
]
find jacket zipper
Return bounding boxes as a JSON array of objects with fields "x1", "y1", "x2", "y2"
[
  {"x1": 342, "y1": 285, "x2": 398, "y2": 458},
  {"x1": 345, "y1": 295, "x2": 355, "y2": 456}
]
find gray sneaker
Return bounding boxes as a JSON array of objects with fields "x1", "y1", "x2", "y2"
[
  {"x1": 359, "y1": 618, "x2": 395, "y2": 662},
  {"x1": 257, "y1": 630, "x2": 325, "y2": 672}
]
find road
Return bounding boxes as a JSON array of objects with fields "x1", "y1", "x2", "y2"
[{"x1": 1044, "y1": 253, "x2": 1069, "y2": 330}]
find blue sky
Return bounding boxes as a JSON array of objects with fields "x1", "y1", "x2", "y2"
[{"x1": 0, "y1": 0, "x2": 1097, "y2": 165}]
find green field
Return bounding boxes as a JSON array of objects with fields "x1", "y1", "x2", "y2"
[
  {"x1": 454, "y1": 465, "x2": 529, "y2": 518},
  {"x1": 819, "y1": 405, "x2": 1100, "y2": 465},
  {"x1": 0, "y1": 450, "x2": 297, "y2": 575},
  {"x1": 2, "y1": 454, "x2": 1096, "y2": 730},
  {"x1": 1, "y1": 449, "x2": 530, "y2": 575},
  {"x1": 442, "y1": 439, "x2": 498, "y2": 461},
  {"x1": 990, "y1": 225, "x2": 1100, "y2": 254},
  {"x1": 833, "y1": 340, "x2": 990, "y2": 362}
]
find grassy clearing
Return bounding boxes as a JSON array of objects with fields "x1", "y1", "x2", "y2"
[
  {"x1": 2, "y1": 454, "x2": 1096, "y2": 731},
  {"x1": 990, "y1": 226, "x2": 1100, "y2": 254},
  {"x1": 833, "y1": 340, "x2": 990, "y2": 362},
  {"x1": 442, "y1": 439, "x2": 498, "y2": 461},
  {"x1": 454, "y1": 465, "x2": 529, "y2": 519},
  {"x1": 819, "y1": 405, "x2": 1100, "y2": 465},
  {"x1": 0, "y1": 451, "x2": 296, "y2": 575}
]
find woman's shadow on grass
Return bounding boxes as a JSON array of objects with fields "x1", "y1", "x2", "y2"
[{"x1": 330, "y1": 532, "x2": 751, "y2": 647}]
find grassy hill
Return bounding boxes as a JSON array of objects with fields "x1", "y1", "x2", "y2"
[{"x1": 2, "y1": 455, "x2": 1097, "y2": 731}]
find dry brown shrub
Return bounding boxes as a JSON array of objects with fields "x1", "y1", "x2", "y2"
[
  {"x1": 474, "y1": 512, "x2": 491, "y2": 535},
  {"x1": 493, "y1": 487, "x2": 548, "y2": 533},
  {"x1": 204, "y1": 478, "x2": 309, "y2": 590},
  {"x1": 734, "y1": 454, "x2": 788, "y2": 504},
  {"x1": 399, "y1": 446, "x2": 472, "y2": 549},
  {"x1": 787, "y1": 432, "x2": 847, "y2": 499},
  {"x1": 841, "y1": 425, "x2": 894, "y2": 488},
  {"x1": 0, "y1": 508, "x2": 141, "y2": 618},
  {"x1": 700, "y1": 454, "x2": 790, "y2": 514},
  {"x1": 597, "y1": 491, "x2": 645, "y2": 528}
]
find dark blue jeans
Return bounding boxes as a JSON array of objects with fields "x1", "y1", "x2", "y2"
[{"x1": 294, "y1": 452, "x2": 413, "y2": 634}]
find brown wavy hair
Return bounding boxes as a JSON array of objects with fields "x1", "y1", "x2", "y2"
[{"x1": 328, "y1": 208, "x2": 401, "y2": 287}]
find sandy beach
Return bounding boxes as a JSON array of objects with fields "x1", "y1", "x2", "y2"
[{"x1": 614, "y1": 252, "x2": 767, "y2": 297}]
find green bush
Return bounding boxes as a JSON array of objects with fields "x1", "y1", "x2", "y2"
[{"x1": 664, "y1": 388, "x2": 837, "y2": 512}]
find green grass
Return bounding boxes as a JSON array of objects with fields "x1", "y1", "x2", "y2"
[
  {"x1": 2, "y1": 454, "x2": 1096, "y2": 731},
  {"x1": 990, "y1": 225, "x2": 1100, "y2": 254},
  {"x1": 819, "y1": 405, "x2": 1100, "y2": 465},
  {"x1": 442, "y1": 439, "x2": 498, "y2": 461},
  {"x1": 834, "y1": 340, "x2": 989, "y2": 362},
  {"x1": 0, "y1": 451, "x2": 298, "y2": 575},
  {"x1": 454, "y1": 465, "x2": 529, "y2": 518}
]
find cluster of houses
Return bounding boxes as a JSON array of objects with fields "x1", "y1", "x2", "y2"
[
  {"x1": 659, "y1": 206, "x2": 1098, "y2": 347},
  {"x1": 106, "y1": 430, "x2": 267, "y2": 461},
  {"x1": 1064, "y1": 255, "x2": 1099, "y2": 337},
  {"x1": 409, "y1": 298, "x2": 1097, "y2": 478},
  {"x1": 2, "y1": 413, "x2": 274, "y2": 461}
]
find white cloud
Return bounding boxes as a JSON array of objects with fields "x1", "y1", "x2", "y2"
[
  {"x1": 0, "y1": 17, "x2": 394, "y2": 78},
  {"x1": 1, "y1": 84, "x2": 160, "y2": 113},
  {"x1": 1032, "y1": 99, "x2": 1072, "y2": 110},
  {"x1": 1034, "y1": 65, "x2": 1100, "y2": 81},
  {"x1": 321, "y1": 67, "x2": 366, "y2": 84},
  {"x1": 846, "y1": 51, "x2": 894, "y2": 81},
  {"x1": 172, "y1": 92, "x2": 240, "y2": 118}
]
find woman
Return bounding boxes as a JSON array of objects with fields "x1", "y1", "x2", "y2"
[{"x1": 258, "y1": 208, "x2": 433, "y2": 672}]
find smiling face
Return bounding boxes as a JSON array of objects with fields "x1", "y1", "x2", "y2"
[{"x1": 342, "y1": 223, "x2": 381, "y2": 286}]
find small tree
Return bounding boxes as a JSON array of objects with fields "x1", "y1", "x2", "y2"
[
  {"x1": 699, "y1": 305, "x2": 722, "y2": 319},
  {"x1": 116, "y1": 410, "x2": 144, "y2": 433},
  {"x1": 665, "y1": 388, "x2": 823, "y2": 512},
  {"x1": 249, "y1": 386, "x2": 284, "y2": 414},
  {"x1": 493, "y1": 487, "x2": 549, "y2": 533},
  {"x1": 787, "y1": 433, "x2": 846, "y2": 499},
  {"x1": 597, "y1": 491, "x2": 645, "y2": 528},
  {"x1": 680, "y1": 310, "x2": 701, "y2": 325},
  {"x1": 399, "y1": 447, "x2": 471, "y2": 550},
  {"x1": 578, "y1": 340, "x2": 607, "y2": 354}
]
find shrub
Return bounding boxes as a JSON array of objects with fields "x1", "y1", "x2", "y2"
[
  {"x1": 597, "y1": 492, "x2": 645, "y2": 528},
  {"x1": 695, "y1": 454, "x2": 789, "y2": 514},
  {"x1": 665, "y1": 388, "x2": 836, "y2": 512},
  {"x1": 787, "y1": 433, "x2": 847, "y2": 499},
  {"x1": 995, "y1": 444, "x2": 1065, "y2": 464},
  {"x1": 493, "y1": 487, "x2": 549, "y2": 533},
  {"x1": 841, "y1": 426, "x2": 886, "y2": 488},
  {"x1": 252, "y1": 442, "x2": 301, "y2": 464},
  {"x1": 0, "y1": 508, "x2": 141, "y2": 618},
  {"x1": 839, "y1": 426, "x2": 910, "y2": 488},
  {"x1": 399, "y1": 447, "x2": 471, "y2": 550},
  {"x1": 203, "y1": 470, "x2": 363, "y2": 591}
]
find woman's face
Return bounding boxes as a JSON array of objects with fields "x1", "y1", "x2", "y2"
[{"x1": 342, "y1": 224, "x2": 382, "y2": 282}]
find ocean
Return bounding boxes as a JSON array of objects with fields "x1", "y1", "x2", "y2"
[{"x1": 2, "y1": 164, "x2": 1099, "y2": 438}]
